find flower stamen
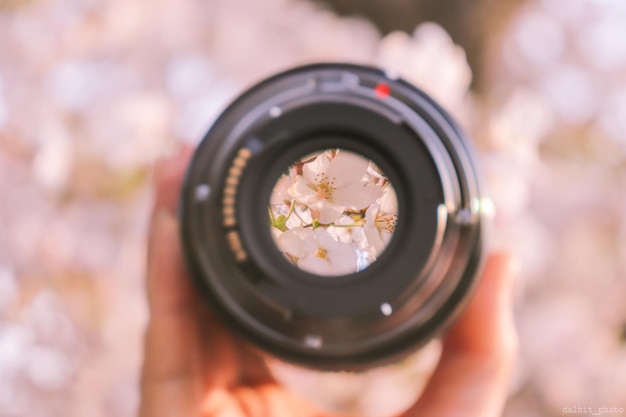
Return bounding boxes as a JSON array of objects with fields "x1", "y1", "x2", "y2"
[
  {"x1": 314, "y1": 173, "x2": 336, "y2": 201},
  {"x1": 315, "y1": 247, "x2": 328, "y2": 260},
  {"x1": 375, "y1": 213, "x2": 398, "y2": 233}
]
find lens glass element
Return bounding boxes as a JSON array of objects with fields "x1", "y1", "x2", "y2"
[{"x1": 268, "y1": 149, "x2": 398, "y2": 276}]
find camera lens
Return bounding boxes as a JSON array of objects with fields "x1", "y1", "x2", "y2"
[
  {"x1": 269, "y1": 149, "x2": 398, "y2": 277},
  {"x1": 180, "y1": 63, "x2": 485, "y2": 370}
]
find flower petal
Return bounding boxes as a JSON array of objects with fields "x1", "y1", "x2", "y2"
[
  {"x1": 333, "y1": 184, "x2": 383, "y2": 209},
  {"x1": 302, "y1": 153, "x2": 329, "y2": 183},
  {"x1": 365, "y1": 203, "x2": 381, "y2": 223},
  {"x1": 328, "y1": 216, "x2": 366, "y2": 246},
  {"x1": 364, "y1": 223, "x2": 385, "y2": 256},
  {"x1": 364, "y1": 205, "x2": 385, "y2": 256},
  {"x1": 271, "y1": 176, "x2": 292, "y2": 205},
  {"x1": 289, "y1": 175, "x2": 318, "y2": 205},
  {"x1": 327, "y1": 246, "x2": 358, "y2": 275},
  {"x1": 317, "y1": 202, "x2": 344, "y2": 224},
  {"x1": 315, "y1": 229, "x2": 358, "y2": 275},
  {"x1": 379, "y1": 186, "x2": 398, "y2": 215},
  {"x1": 277, "y1": 228, "x2": 317, "y2": 258},
  {"x1": 326, "y1": 151, "x2": 369, "y2": 188},
  {"x1": 297, "y1": 256, "x2": 335, "y2": 276},
  {"x1": 314, "y1": 228, "x2": 337, "y2": 247}
]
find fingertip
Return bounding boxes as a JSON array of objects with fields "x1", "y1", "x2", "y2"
[
  {"x1": 147, "y1": 208, "x2": 195, "y2": 314},
  {"x1": 487, "y1": 252, "x2": 520, "y2": 359},
  {"x1": 151, "y1": 143, "x2": 196, "y2": 215},
  {"x1": 485, "y1": 252, "x2": 518, "y2": 281},
  {"x1": 150, "y1": 208, "x2": 178, "y2": 246},
  {"x1": 484, "y1": 251, "x2": 519, "y2": 311},
  {"x1": 442, "y1": 252, "x2": 519, "y2": 356},
  {"x1": 152, "y1": 143, "x2": 194, "y2": 185}
]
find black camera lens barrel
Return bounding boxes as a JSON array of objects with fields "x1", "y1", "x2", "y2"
[{"x1": 180, "y1": 63, "x2": 485, "y2": 370}]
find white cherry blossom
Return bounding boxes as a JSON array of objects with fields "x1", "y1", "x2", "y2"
[
  {"x1": 328, "y1": 215, "x2": 368, "y2": 249},
  {"x1": 270, "y1": 175, "x2": 293, "y2": 207},
  {"x1": 364, "y1": 186, "x2": 398, "y2": 256},
  {"x1": 289, "y1": 151, "x2": 383, "y2": 224},
  {"x1": 276, "y1": 228, "x2": 358, "y2": 276}
]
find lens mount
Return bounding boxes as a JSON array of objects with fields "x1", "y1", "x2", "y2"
[{"x1": 180, "y1": 63, "x2": 485, "y2": 370}]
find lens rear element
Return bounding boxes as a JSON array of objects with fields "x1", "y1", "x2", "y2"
[{"x1": 269, "y1": 149, "x2": 398, "y2": 276}]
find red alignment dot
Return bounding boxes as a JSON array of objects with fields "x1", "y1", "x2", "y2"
[{"x1": 374, "y1": 82, "x2": 391, "y2": 98}]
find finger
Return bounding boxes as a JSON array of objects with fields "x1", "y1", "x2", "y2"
[
  {"x1": 444, "y1": 252, "x2": 518, "y2": 355},
  {"x1": 147, "y1": 147, "x2": 244, "y2": 393},
  {"x1": 146, "y1": 145, "x2": 198, "y2": 326},
  {"x1": 140, "y1": 210, "x2": 204, "y2": 417},
  {"x1": 197, "y1": 311, "x2": 274, "y2": 389},
  {"x1": 201, "y1": 385, "x2": 354, "y2": 417},
  {"x1": 402, "y1": 253, "x2": 518, "y2": 417},
  {"x1": 237, "y1": 346, "x2": 275, "y2": 386},
  {"x1": 141, "y1": 147, "x2": 203, "y2": 417},
  {"x1": 151, "y1": 144, "x2": 195, "y2": 217}
]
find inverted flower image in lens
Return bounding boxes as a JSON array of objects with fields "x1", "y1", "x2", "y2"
[{"x1": 268, "y1": 149, "x2": 398, "y2": 276}]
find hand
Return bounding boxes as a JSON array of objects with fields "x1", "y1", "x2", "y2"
[{"x1": 139, "y1": 148, "x2": 517, "y2": 417}]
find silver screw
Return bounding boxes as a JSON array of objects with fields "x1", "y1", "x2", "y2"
[
  {"x1": 269, "y1": 106, "x2": 282, "y2": 118},
  {"x1": 194, "y1": 184, "x2": 211, "y2": 201},
  {"x1": 381, "y1": 303, "x2": 393, "y2": 316},
  {"x1": 304, "y1": 335, "x2": 323, "y2": 349},
  {"x1": 455, "y1": 208, "x2": 473, "y2": 225}
]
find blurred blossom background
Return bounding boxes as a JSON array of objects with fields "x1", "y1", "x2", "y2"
[{"x1": 0, "y1": 0, "x2": 625, "y2": 416}]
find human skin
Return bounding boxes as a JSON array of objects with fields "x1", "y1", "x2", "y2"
[{"x1": 139, "y1": 146, "x2": 518, "y2": 417}]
